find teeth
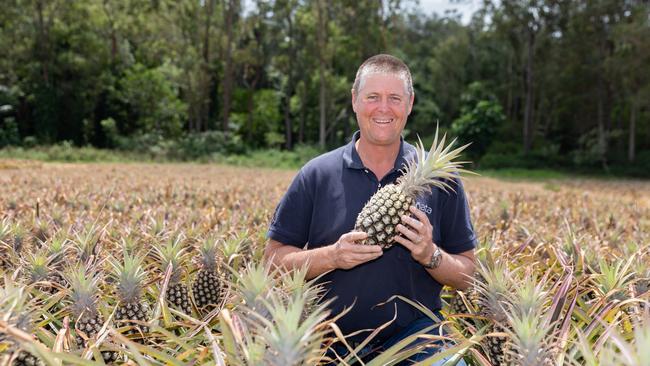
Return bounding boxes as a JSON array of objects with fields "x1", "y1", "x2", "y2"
[{"x1": 374, "y1": 119, "x2": 392, "y2": 123}]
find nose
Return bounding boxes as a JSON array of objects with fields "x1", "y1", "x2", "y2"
[{"x1": 378, "y1": 97, "x2": 390, "y2": 112}]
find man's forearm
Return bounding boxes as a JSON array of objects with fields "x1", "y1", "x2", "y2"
[
  {"x1": 264, "y1": 240, "x2": 337, "y2": 279},
  {"x1": 426, "y1": 250, "x2": 475, "y2": 290}
]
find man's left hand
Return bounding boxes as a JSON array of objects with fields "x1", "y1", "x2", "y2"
[{"x1": 395, "y1": 205, "x2": 436, "y2": 266}]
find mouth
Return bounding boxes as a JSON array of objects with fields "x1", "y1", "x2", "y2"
[{"x1": 373, "y1": 118, "x2": 394, "y2": 125}]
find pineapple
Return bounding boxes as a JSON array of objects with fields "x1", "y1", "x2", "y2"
[
  {"x1": 474, "y1": 260, "x2": 512, "y2": 365},
  {"x1": 355, "y1": 127, "x2": 469, "y2": 248},
  {"x1": 66, "y1": 265, "x2": 117, "y2": 363},
  {"x1": 192, "y1": 237, "x2": 222, "y2": 310},
  {"x1": 152, "y1": 236, "x2": 192, "y2": 314},
  {"x1": 109, "y1": 251, "x2": 150, "y2": 341}
]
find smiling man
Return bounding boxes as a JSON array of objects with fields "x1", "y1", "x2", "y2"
[{"x1": 265, "y1": 54, "x2": 476, "y2": 365}]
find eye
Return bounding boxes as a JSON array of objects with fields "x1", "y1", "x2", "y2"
[
  {"x1": 390, "y1": 96, "x2": 402, "y2": 104},
  {"x1": 366, "y1": 95, "x2": 379, "y2": 102}
]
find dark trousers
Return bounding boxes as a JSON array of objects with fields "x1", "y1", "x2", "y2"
[{"x1": 325, "y1": 311, "x2": 467, "y2": 365}]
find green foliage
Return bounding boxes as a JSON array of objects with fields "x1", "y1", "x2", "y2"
[
  {"x1": 451, "y1": 82, "x2": 506, "y2": 159},
  {"x1": 0, "y1": 117, "x2": 20, "y2": 147},
  {"x1": 0, "y1": 0, "x2": 647, "y2": 176},
  {"x1": 114, "y1": 63, "x2": 187, "y2": 138}
]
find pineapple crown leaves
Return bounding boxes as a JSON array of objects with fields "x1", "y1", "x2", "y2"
[
  {"x1": 504, "y1": 272, "x2": 550, "y2": 318},
  {"x1": 108, "y1": 251, "x2": 147, "y2": 303},
  {"x1": 242, "y1": 290, "x2": 332, "y2": 366},
  {"x1": 71, "y1": 223, "x2": 106, "y2": 264},
  {"x1": 196, "y1": 236, "x2": 220, "y2": 272},
  {"x1": 220, "y1": 233, "x2": 249, "y2": 266},
  {"x1": 23, "y1": 251, "x2": 51, "y2": 284},
  {"x1": 397, "y1": 125, "x2": 473, "y2": 198},
  {"x1": 151, "y1": 234, "x2": 188, "y2": 283},
  {"x1": 64, "y1": 263, "x2": 101, "y2": 318},
  {"x1": 230, "y1": 261, "x2": 279, "y2": 314},
  {"x1": 0, "y1": 278, "x2": 36, "y2": 334},
  {"x1": 503, "y1": 310, "x2": 558, "y2": 366},
  {"x1": 593, "y1": 255, "x2": 637, "y2": 299},
  {"x1": 474, "y1": 259, "x2": 515, "y2": 322}
]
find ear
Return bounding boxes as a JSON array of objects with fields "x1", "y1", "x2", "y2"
[
  {"x1": 351, "y1": 89, "x2": 358, "y2": 113},
  {"x1": 407, "y1": 93, "x2": 415, "y2": 115}
]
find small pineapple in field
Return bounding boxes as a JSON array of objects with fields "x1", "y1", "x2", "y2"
[
  {"x1": 72, "y1": 224, "x2": 102, "y2": 265},
  {"x1": 1, "y1": 222, "x2": 26, "y2": 271},
  {"x1": 0, "y1": 279, "x2": 44, "y2": 366},
  {"x1": 192, "y1": 237, "x2": 222, "y2": 310},
  {"x1": 152, "y1": 236, "x2": 192, "y2": 314},
  {"x1": 66, "y1": 265, "x2": 117, "y2": 363},
  {"x1": 22, "y1": 251, "x2": 52, "y2": 293},
  {"x1": 474, "y1": 259, "x2": 512, "y2": 365},
  {"x1": 109, "y1": 251, "x2": 150, "y2": 341},
  {"x1": 44, "y1": 233, "x2": 69, "y2": 291},
  {"x1": 355, "y1": 127, "x2": 470, "y2": 248}
]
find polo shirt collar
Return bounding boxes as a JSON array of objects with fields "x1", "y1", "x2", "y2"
[{"x1": 343, "y1": 131, "x2": 411, "y2": 172}]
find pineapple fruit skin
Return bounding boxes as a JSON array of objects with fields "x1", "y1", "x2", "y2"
[
  {"x1": 115, "y1": 302, "x2": 150, "y2": 338},
  {"x1": 166, "y1": 282, "x2": 191, "y2": 314},
  {"x1": 192, "y1": 269, "x2": 221, "y2": 308},
  {"x1": 354, "y1": 184, "x2": 413, "y2": 248}
]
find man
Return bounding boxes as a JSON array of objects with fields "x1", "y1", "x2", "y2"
[{"x1": 265, "y1": 54, "x2": 476, "y2": 364}]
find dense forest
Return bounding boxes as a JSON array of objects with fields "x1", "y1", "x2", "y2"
[{"x1": 0, "y1": 0, "x2": 649, "y2": 174}]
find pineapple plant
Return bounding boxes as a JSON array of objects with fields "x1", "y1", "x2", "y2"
[
  {"x1": 0, "y1": 279, "x2": 44, "y2": 366},
  {"x1": 43, "y1": 232, "x2": 69, "y2": 291},
  {"x1": 152, "y1": 235, "x2": 192, "y2": 314},
  {"x1": 474, "y1": 259, "x2": 513, "y2": 365},
  {"x1": 66, "y1": 265, "x2": 117, "y2": 363},
  {"x1": 192, "y1": 237, "x2": 222, "y2": 310},
  {"x1": 109, "y1": 251, "x2": 150, "y2": 341},
  {"x1": 355, "y1": 127, "x2": 470, "y2": 248}
]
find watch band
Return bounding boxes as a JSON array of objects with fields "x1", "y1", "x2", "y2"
[{"x1": 424, "y1": 245, "x2": 442, "y2": 269}]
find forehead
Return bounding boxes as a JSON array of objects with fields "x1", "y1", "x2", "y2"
[{"x1": 358, "y1": 73, "x2": 409, "y2": 95}]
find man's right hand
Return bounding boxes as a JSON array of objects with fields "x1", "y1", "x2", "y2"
[{"x1": 331, "y1": 231, "x2": 383, "y2": 270}]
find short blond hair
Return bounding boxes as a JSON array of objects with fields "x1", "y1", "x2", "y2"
[{"x1": 352, "y1": 54, "x2": 413, "y2": 96}]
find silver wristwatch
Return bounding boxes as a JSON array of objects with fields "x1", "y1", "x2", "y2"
[{"x1": 424, "y1": 245, "x2": 442, "y2": 269}]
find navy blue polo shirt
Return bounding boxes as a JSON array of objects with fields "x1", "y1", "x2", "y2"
[{"x1": 268, "y1": 131, "x2": 477, "y2": 342}]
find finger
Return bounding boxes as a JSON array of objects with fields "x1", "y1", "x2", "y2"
[
  {"x1": 401, "y1": 213, "x2": 425, "y2": 232},
  {"x1": 341, "y1": 231, "x2": 368, "y2": 242},
  {"x1": 352, "y1": 244, "x2": 383, "y2": 254},
  {"x1": 394, "y1": 235, "x2": 415, "y2": 251},
  {"x1": 397, "y1": 223, "x2": 422, "y2": 243},
  {"x1": 409, "y1": 206, "x2": 430, "y2": 225}
]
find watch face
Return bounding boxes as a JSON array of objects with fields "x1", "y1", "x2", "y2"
[{"x1": 430, "y1": 247, "x2": 441, "y2": 269}]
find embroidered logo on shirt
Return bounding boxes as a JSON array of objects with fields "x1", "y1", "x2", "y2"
[{"x1": 415, "y1": 201, "x2": 432, "y2": 215}]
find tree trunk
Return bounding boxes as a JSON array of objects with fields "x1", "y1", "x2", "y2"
[
  {"x1": 316, "y1": 0, "x2": 327, "y2": 150},
  {"x1": 299, "y1": 78, "x2": 308, "y2": 144},
  {"x1": 284, "y1": 10, "x2": 294, "y2": 150},
  {"x1": 221, "y1": 0, "x2": 237, "y2": 133},
  {"x1": 523, "y1": 29, "x2": 535, "y2": 155},
  {"x1": 199, "y1": 0, "x2": 215, "y2": 132},
  {"x1": 628, "y1": 100, "x2": 636, "y2": 163},
  {"x1": 35, "y1": 0, "x2": 50, "y2": 84}
]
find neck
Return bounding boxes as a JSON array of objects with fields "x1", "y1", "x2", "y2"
[{"x1": 355, "y1": 138, "x2": 400, "y2": 179}]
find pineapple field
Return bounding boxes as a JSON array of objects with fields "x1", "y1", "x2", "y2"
[{"x1": 0, "y1": 161, "x2": 649, "y2": 365}]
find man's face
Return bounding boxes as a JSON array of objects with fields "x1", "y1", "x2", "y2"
[{"x1": 352, "y1": 73, "x2": 414, "y2": 148}]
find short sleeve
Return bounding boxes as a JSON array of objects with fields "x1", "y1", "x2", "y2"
[
  {"x1": 438, "y1": 178, "x2": 477, "y2": 254},
  {"x1": 267, "y1": 169, "x2": 313, "y2": 248}
]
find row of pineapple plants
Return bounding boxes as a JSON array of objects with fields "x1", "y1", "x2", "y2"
[{"x1": 1, "y1": 161, "x2": 649, "y2": 364}]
